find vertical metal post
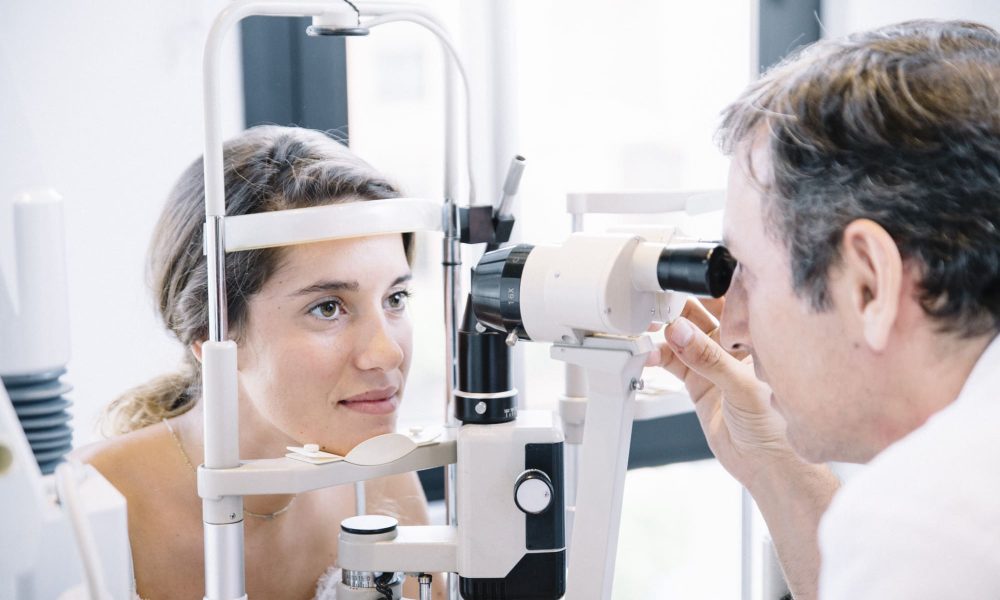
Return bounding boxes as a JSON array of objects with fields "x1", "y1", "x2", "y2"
[
  {"x1": 205, "y1": 217, "x2": 228, "y2": 343},
  {"x1": 419, "y1": 574, "x2": 433, "y2": 600},
  {"x1": 202, "y1": 215, "x2": 246, "y2": 600},
  {"x1": 354, "y1": 481, "x2": 366, "y2": 516},
  {"x1": 442, "y1": 40, "x2": 462, "y2": 600}
]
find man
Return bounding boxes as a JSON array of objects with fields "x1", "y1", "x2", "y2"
[{"x1": 650, "y1": 19, "x2": 1000, "y2": 599}]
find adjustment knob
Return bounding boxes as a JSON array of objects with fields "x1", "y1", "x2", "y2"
[
  {"x1": 513, "y1": 469, "x2": 553, "y2": 514},
  {"x1": 340, "y1": 514, "x2": 398, "y2": 535}
]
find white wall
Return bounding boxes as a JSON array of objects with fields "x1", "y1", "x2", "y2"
[
  {"x1": 0, "y1": 1, "x2": 244, "y2": 445},
  {"x1": 822, "y1": 0, "x2": 1000, "y2": 37}
]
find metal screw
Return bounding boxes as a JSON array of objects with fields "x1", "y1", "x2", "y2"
[
  {"x1": 630, "y1": 378, "x2": 645, "y2": 391},
  {"x1": 505, "y1": 331, "x2": 519, "y2": 347},
  {"x1": 475, "y1": 322, "x2": 487, "y2": 334}
]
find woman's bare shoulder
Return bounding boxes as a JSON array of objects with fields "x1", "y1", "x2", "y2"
[{"x1": 70, "y1": 423, "x2": 182, "y2": 497}]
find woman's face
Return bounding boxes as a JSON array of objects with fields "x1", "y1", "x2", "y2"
[{"x1": 236, "y1": 233, "x2": 413, "y2": 455}]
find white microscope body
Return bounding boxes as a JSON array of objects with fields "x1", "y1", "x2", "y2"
[{"x1": 469, "y1": 228, "x2": 735, "y2": 600}]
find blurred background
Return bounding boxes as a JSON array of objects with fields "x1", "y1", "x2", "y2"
[{"x1": 2, "y1": 1, "x2": 998, "y2": 597}]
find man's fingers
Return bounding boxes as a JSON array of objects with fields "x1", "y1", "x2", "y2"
[
  {"x1": 679, "y1": 298, "x2": 719, "y2": 333},
  {"x1": 647, "y1": 340, "x2": 721, "y2": 404},
  {"x1": 647, "y1": 341, "x2": 689, "y2": 379},
  {"x1": 664, "y1": 316, "x2": 743, "y2": 391},
  {"x1": 700, "y1": 297, "x2": 725, "y2": 320}
]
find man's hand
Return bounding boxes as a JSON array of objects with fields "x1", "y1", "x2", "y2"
[
  {"x1": 647, "y1": 297, "x2": 839, "y2": 600},
  {"x1": 647, "y1": 297, "x2": 796, "y2": 489}
]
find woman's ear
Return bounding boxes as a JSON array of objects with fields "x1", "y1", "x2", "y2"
[
  {"x1": 190, "y1": 341, "x2": 204, "y2": 364},
  {"x1": 839, "y1": 219, "x2": 903, "y2": 352}
]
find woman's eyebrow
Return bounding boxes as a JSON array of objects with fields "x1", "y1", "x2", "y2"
[
  {"x1": 292, "y1": 280, "x2": 359, "y2": 296},
  {"x1": 391, "y1": 273, "x2": 413, "y2": 287},
  {"x1": 291, "y1": 273, "x2": 412, "y2": 297}
]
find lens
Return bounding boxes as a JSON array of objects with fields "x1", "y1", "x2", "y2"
[
  {"x1": 657, "y1": 244, "x2": 736, "y2": 297},
  {"x1": 470, "y1": 244, "x2": 534, "y2": 336}
]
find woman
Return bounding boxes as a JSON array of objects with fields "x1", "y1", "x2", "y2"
[{"x1": 74, "y1": 126, "x2": 435, "y2": 599}]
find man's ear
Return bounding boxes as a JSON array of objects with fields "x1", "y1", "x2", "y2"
[
  {"x1": 839, "y1": 219, "x2": 903, "y2": 352},
  {"x1": 190, "y1": 341, "x2": 204, "y2": 364}
]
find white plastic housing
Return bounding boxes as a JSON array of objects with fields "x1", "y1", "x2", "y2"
[
  {"x1": 223, "y1": 198, "x2": 443, "y2": 252},
  {"x1": 456, "y1": 410, "x2": 564, "y2": 578},
  {"x1": 1, "y1": 386, "x2": 130, "y2": 599},
  {"x1": 0, "y1": 383, "x2": 44, "y2": 586},
  {"x1": 202, "y1": 341, "x2": 239, "y2": 471},
  {"x1": 566, "y1": 189, "x2": 725, "y2": 217},
  {"x1": 339, "y1": 525, "x2": 458, "y2": 573},
  {"x1": 518, "y1": 233, "x2": 669, "y2": 343},
  {"x1": 310, "y1": 4, "x2": 359, "y2": 31},
  {"x1": 0, "y1": 189, "x2": 71, "y2": 376}
]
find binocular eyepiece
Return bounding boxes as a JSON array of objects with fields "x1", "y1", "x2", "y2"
[{"x1": 470, "y1": 237, "x2": 735, "y2": 342}]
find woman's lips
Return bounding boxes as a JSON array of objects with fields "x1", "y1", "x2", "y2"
[{"x1": 338, "y1": 388, "x2": 399, "y2": 415}]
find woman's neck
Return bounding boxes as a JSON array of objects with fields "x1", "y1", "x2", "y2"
[{"x1": 170, "y1": 399, "x2": 300, "y2": 518}]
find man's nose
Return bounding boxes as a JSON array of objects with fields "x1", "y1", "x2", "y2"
[
  {"x1": 720, "y1": 276, "x2": 750, "y2": 354},
  {"x1": 355, "y1": 314, "x2": 405, "y2": 372}
]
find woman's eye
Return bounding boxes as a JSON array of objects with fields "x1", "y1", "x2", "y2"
[
  {"x1": 309, "y1": 300, "x2": 343, "y2": 320},
  {"x1": 386, "y1": 290, "x2": 411, "y2": 311}
]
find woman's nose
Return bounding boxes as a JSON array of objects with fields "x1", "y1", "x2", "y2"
[{"x1": 355, "y1": 314, "x2": 405, "y2": 372}]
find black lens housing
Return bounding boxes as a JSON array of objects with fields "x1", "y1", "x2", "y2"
[
  {"x1": 657, "y1": 244, "x2": 736, "y2": 298},
  {"x1": 456, "y1": 297, "x2": 517, "y2": 424},
  {"x1": 470, "y1": 244, "x2": 534, "y2": 337}
]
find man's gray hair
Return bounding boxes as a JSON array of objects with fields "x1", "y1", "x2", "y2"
[{"x1": 718, "y1": 19, "x2": 1000, "y2": 338}]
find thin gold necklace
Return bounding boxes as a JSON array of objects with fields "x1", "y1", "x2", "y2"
[{"x1": 163, "y1": 418, "x2": 296, "y2": 520}]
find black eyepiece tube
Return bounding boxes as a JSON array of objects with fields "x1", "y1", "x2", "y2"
[{"x1": 657, "y1": 244, "x2": 736, "y2": 297}]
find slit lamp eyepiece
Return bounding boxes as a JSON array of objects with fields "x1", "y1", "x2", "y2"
[{"x1": 470, "y1": 238, "x2": 736, "y2": 342}]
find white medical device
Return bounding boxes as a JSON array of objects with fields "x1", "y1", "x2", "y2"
[
  {"x1": 0, "y1": 382, "x2": 131, "y2": 600},
  {"x1": 0, "y1": 188, "x2": 131, "y2": 600},
  {"x1": 467, "y1": 207, "x2": 734, "y2": 599},
  {"x1": 195, "y1": 3, "x2": 568, "y2": 600},
  {"x1": 0, "y1": 189, "x2": 75, "y2": 474}
]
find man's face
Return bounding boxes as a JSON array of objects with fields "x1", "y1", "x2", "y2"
[{"x1": 721, "y1": 141, "x2": 870, "y2": 462}]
